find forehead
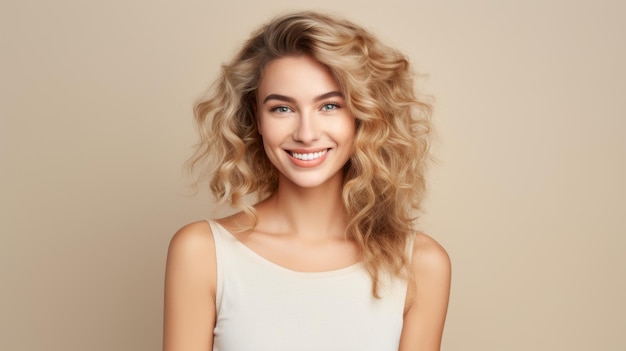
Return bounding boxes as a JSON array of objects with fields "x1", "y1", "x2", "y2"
[{"x1": 257, "y1": 56, "x2": 340, "y2": 100}]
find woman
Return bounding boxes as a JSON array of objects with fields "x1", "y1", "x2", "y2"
[{"x1": 164, "y1": 11, "x2": 451, "y2": 351}]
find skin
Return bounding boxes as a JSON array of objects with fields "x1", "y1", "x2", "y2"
[{"x1": 163, "y1": 55, "x2": 451, "y2": 351}]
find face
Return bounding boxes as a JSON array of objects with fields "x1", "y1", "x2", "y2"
[{"x1": 256, "y1": 55, "x2": 355, "y2": 190}]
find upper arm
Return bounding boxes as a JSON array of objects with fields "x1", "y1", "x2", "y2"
[
  {"x1": 163, "y1": 221, "x2": 217, "y2": 351},
  {"x1": 399, "y1": 233, "x2": 451, "y2": 351}
]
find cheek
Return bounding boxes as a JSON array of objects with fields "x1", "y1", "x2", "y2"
[
  {"x1": 257, "y1": 122, "x2": 274, "y2": 144},
  {"x1": 340, "y1": 118, "x2": 357, "y2": 142},
  {"x1": 258, "y1": 122, "x2": 286, "y2": 153},
  {"x1": 259, "y1": 117, "x2": 296, "y2": 141},
  {"x1": 257, "y1": 114, "x2": 272, "y2": 137},
  {"x1": 346, "y1": 120, "x2": 357, "y2": 154}
]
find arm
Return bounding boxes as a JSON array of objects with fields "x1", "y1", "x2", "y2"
[
  {"x1": 163, "y1": 221, "x2": 217, "y2": 351},
  {"x1": 398, "y1": 233, "x2": 452, "y2": 351}
]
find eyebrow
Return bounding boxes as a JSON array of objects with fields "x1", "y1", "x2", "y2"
[{"x1": 262, "y1": 91, "x2": 343, "y2": 104}]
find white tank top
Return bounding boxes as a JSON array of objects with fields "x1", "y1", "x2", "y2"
[{"x1": 208, "y1": 220, "x2": 409, "y2": 351}]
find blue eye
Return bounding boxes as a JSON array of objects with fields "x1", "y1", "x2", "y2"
[
  {"x1": 272, "y1": 106, "x2": 293, "y2": 113},
  {"x1": 321, "y1": 103, "x2": 340, "y2": 111}
]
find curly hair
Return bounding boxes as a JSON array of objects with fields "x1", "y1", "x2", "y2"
[{"x1": 188, "y1": 11, "x2": 432, "y2": 296}]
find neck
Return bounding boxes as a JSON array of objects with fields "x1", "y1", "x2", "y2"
[{"x1": 258, "y1": 175, "x2": 348, "y2": 241}]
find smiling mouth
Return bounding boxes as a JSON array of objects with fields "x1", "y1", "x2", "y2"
[{"x1": 288, "y1": 149, "x2": 329, "y2": 161}]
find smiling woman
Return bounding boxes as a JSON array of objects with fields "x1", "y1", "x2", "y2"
[
  {"x1": 164, "y1": 11, "x2": 450, "y2": 351},
  {"x1": 257, "y1": 55, "x2": 355, "y2": 188}
]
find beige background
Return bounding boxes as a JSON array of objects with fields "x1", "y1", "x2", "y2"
[{"x1": 1, "y1": 0, "x2": 624, "y2": 350}]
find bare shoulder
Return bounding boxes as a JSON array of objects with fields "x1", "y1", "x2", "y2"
[
  {"x1": 168, "y1": 220, "x2": 215, "y2": 254},
  {"x1": 163, "y1": 221, "x2": 217, "y2": 350},
  {"x1": 165, "y1": 220, "x2": 217, "y2": 297},
  {"x1": 399, "y1": 232, "x2": 451, "y2": 350},
  {"x1": 404, "y1": 231, "x2": 451, "y2": 313},
  {"x1": 411, "y1": 232, "x2": 451, "y2": 274}
]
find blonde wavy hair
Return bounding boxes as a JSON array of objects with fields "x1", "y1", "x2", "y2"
[{"x1": 189, "y1": 11, "x2": 432, "y2": 296}]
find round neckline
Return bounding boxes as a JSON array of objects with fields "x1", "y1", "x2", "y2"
[{"x1": 210, "y1": 220, "x2": 362, "y2": 278}]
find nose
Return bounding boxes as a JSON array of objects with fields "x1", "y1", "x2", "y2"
[{"x1": 293, "y1": 111, "x2": 320, "y2": 144}]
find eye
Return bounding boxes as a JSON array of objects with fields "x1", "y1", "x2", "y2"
[
  {"x1": 271, "y1": 105, "x2": 293, "y2": 113},
  {"x1": 321, "y1": 103, "x2": 340, "y2": 111}
]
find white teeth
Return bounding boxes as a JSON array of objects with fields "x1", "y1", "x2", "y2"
[{"x1": 291, "y1": 149, "x2": 327, "y2": 161}]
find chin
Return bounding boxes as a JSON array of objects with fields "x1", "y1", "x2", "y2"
[{"x1": 280, "y1": 172, "x2": 344, "y2": 190}]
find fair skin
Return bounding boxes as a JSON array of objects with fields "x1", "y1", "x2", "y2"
[{"x1": 163, "y1": 55, "x2": 451, "y2": 351}]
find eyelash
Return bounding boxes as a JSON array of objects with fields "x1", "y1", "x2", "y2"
[
  {"x1": 269, "y1": 101, "x2": 342, "y2": 113},
  {"x1": 321, "y1": 101, "x2": 342, "y2": 111},
  {"x1": 270, "y1": 105, "x2": 293, "y2": 113}
]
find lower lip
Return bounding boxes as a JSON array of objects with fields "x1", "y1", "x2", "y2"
[{"x1": 287, "y1": 150, "x2": 330, "y2": 168}]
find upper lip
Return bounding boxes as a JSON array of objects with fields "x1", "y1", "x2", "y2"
[{"x1": 285, "y1": 148, "x2": 330, "y2": 153}]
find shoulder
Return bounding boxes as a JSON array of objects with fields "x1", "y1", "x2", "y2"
[
  {"x1": 410, "y1": 232, "x2": 451, "y2": 275},
  {"x1": 165, "y1": 221, "x2": 217, "y2": 294},
  {"x1": 404, "y1": 232, "x2": 451, "y2": 310},
  {"x1": 163, "y1": 221, "x2": 217, "y2": 349},
  {"x1": 399, "y1": 232, "x2": 451, "y2": 350},
  {"x1": 168, "y1": 221, "x2": 216, "y2": 259}
]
